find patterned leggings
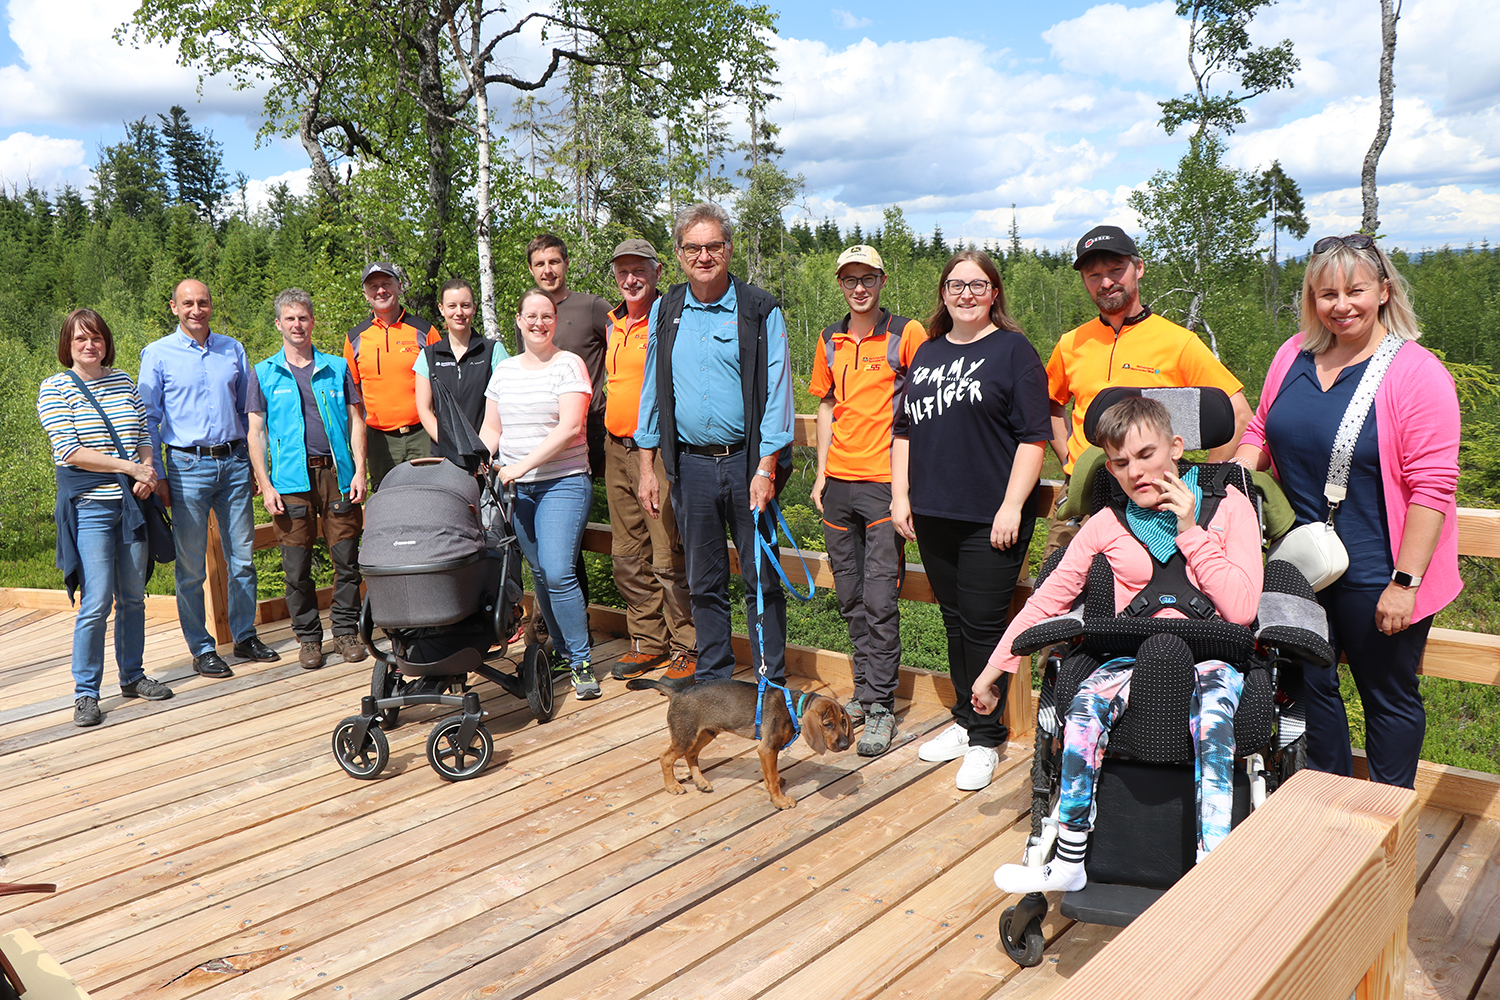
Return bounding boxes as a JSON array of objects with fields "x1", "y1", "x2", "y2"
[{"x1": 1057, "y1": 657, "x2": 1244, "y2": 858}]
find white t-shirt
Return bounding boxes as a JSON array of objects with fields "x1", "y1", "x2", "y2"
[{"x1": 483, "y1": 350, "x2": 592, "y2": 482}]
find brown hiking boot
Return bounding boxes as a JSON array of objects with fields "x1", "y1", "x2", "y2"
[
  {"x1": 611, "y1": 648, "x2": 670, "y2": 680},
  {"x1": 334, "y1": 634, "x2": 368, "y2": 662},
  {"x1": 299, "y1": 640, "x2": 325, "y2": 670},
  {"x1": 659, "y1": 651, "x2": 698, "y2": 690}
]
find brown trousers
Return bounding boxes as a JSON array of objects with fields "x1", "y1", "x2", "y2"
[
  {"x1": 273, "y1": 464, "x2": 363, "y2": 640},
  {"x1": 603, "y1": 433, "x2": 695, "y2": 657}
]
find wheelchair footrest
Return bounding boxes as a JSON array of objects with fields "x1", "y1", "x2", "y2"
[{"x1": 1059, "y1": 882, "x2": 1168, "y2": 927}]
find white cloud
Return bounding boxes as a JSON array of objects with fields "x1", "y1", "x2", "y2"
[
  {"x1": 0, "y1": 0, "x2": 263, "y2": 127},
  {"x1": 832, "y1": 8, "x2": 872, "y2": 29},
  {"x1": 243, "y1": 167, "x2": 313, "y2": 213},
  {"x1": 1303, "y1": 182, "x2": 1500, "y2": 249},
  {"x1": 0, "y1": 131, "x2": 89, "y2": 189},
  {"x1": 1042, "y1": 2, "x2": 1192, "y2": 88}
]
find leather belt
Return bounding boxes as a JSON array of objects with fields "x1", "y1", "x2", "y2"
[
  {"x1": 307, "y1": 455, "x2": 334, "y2": 468},
  {"x1": 610, "y1": 433, "x2": 638, "y2": 449},
  {"x1": 679, "y1": 440, "x2": 744, "y2": 457},
  {"x1": 168, "y1": 440, "x2": 243, "y2": 457},
  {"x1": 383, "y1": 423, "x2": 424, "y2": 436}
]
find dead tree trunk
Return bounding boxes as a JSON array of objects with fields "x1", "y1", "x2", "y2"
[{"x1": 1361, "y1": 0, "x2": 1400, "y2": 234}]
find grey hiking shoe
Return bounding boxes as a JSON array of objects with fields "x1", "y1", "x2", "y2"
[
  {"x1": 857, "y1": 704, "x2": 897, "y2": 757},
  {"x1": 844, "y1": 698, "x2": 865, "y2": 728},
  {"x1": 570, "y1": 660, "x2": 601, "y2": 700},
  {"x1": 74, "y1": 696, "x2": 101, "y2": 727},
  {"x1": 120, "y1": 676, "x2": 174, "y2": 700}
]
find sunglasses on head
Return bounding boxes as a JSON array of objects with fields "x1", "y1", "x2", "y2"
[{"x1": 1312, "y1": 234, "x2": 1386, "y2": 278}]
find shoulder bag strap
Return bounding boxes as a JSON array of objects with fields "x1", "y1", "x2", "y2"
[
  {"x1": 65, "y1": 370, "x2": 132, "y2": 462},
  {"x1": 1323, "y1": 333, "x2": 1403, "y2": 519}
]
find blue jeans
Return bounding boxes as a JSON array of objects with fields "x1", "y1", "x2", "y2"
[
  {"x1": 513, "y1": 473, "x2": 592, "y2": 664},
  {"x1": 167, "y1": 446, "x2": 259, "y2": 655},
  {"x1": 72, "y1": 498, "x2": 149, "y2": 699},
  {"x1": 671, "y1": 452, "x2": 785, "y2": 684}
]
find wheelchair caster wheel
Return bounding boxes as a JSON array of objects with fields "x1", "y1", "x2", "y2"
[
  {"x1": 1000, "y1": 904, "x2": 1046, "y2": 967},
  {"x1": 523, "y1": 642, "x2": 557, "y2": 723},
  {"x1": 332, "y1": 716, "x2": 389, "y2": 779},
  {"x1": 426, "y1": 715, "x2": 493, "y2": 781}
]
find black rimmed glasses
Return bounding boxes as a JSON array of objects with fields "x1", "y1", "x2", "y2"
[
  {"x1": 838, "y1": 274, "x2": 882, "y2": 290},
  {"x1": 943, "y1": 278, "x2": 993, "y2": 296},
  {"x1": 678, "y1": 241, "x2": 728, "y2": 259}
]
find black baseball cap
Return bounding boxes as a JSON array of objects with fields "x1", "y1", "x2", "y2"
[
  {"x1": 1072, "y1": 226, "x2": 1140, "y2": 269},
  {"x1": 361, "y1": 261, "x2": 402, "y2": 283}
]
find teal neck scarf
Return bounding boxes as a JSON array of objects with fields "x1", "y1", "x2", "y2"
[{"x1": 1124, "y1": 465, "x2": 1202, "y2": 564}]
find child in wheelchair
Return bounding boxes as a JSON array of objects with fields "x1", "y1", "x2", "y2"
[{"x1": 972, "y1": 394, "x2": 1263, "y2": 894}]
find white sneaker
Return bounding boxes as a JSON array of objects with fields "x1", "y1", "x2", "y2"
[
  {"x1": 994, "y1": 860, "x2": 1087, "y2": 894},
  {"x1": 955, "y1": 745, "x2": 1000, "y2": 790},
  {"x1": 918, "y1": 723, "x2": 970, "y2": 762}
]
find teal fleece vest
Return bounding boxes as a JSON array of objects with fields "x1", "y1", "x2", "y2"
[{"x1": 254, "y1": 348, "x2": 356, "y2": 495}]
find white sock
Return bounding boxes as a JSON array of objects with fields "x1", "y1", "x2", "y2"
[{"x1": 994, "y1": 828, "x2": 1089, "y2": 893}]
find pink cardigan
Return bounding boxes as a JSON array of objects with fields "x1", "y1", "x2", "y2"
[
  {"x1": 987, "y1": 486, "x2": 1264, "y2": 675},
  {"x1": 1241, "y1": 334, "x2": 1462, "y2": 621}
]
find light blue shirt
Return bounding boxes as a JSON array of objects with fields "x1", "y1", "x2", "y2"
[
  {"x1": 138, "y1": 326, "x2": 252, "y2": 476},
  {"x1": 635, "y1": 282, "x2": 794, "y2": 458}
]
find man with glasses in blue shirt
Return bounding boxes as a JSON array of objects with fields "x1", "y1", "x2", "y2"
[
  {"x1": 140, "y1": 278, "x2": 279, "y2": 678},
  {"x1": 636, "y1": 203, "x2": 796, "y2": 688}
]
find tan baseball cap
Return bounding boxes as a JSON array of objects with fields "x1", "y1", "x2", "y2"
[
  {"x1": 611, "y1": 238, "x2": 660, "y2": 264},
  {"x1": 836, "y1": 244, "x2": 885, "y2": 273}
]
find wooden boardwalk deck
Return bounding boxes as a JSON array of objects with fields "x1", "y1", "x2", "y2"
[{"x1": 2, "y1": 601, "x2": 1498, "y2": 1000}]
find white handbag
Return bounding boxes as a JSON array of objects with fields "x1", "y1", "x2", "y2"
[{"x1": 1267, "y1": 333, "x2": 1403, "y2": 591}]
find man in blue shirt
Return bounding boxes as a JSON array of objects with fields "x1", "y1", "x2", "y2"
[
  {"x1": 637, "y1": 203, "x2": 795, "y2": 687},
  {"x1": 140, "y1": 278, "x2": 279, "y2": 678}
]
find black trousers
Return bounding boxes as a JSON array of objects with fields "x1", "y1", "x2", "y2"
[
  {"x1": 1308, "y1": 581, "x2": 1433, "y2": 788},
  {"x1": 913, "y1": 512, "x2": 1031, "y2": 748}
]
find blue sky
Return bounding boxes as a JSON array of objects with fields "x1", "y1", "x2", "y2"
[{"x1": 2, "y1": 0, "x2": 1498, "y2": 252}]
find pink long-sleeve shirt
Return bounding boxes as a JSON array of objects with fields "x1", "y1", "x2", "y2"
[
  {"x1": 988, "y1": 485, "x2": 1263, "y2": 675},
  {"x1": 1241, "y1": 335, "x2": 1461, "y2": 623}
]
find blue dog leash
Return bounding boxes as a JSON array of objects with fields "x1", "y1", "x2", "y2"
[{"x1": 752, "y1": 500, "x2": 817, "y2": 746}]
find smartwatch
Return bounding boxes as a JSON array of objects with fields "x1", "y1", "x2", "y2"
[{"x1": 1391, "y1": 570, "x2": 1423, "y2": 588}]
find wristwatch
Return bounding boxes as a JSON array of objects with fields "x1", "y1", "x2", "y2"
[
  {"x1": 1391, "y1": 570, "x2": 1423, "y2": 588},
  {"x1": 754, "y1": 469, "x2": 774, "y2": 480}
]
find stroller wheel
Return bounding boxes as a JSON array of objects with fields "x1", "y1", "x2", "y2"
[
  {"x1": 332, "y1": 716, "x2": 389, "y2": 779},
  {"x1": 427, "y1": 716, "x2": 494, "y2": 781},
  {"x1": 1000, "y1": 903, "x2": 1046, "y2": 967},
  {"x1": 523, "y1": 642, "x2": 557, "y2": 723}
]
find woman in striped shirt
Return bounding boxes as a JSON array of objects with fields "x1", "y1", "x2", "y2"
[
  {"x1": 480, "y1": 288, "x2": 598, "y2": 700},
  {"x1": 38, "y1": 310, "x2": 175, "y2": 727}
]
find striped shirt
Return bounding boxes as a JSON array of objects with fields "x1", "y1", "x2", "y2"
[
  {"x1": 37, "y1": 369, "x2": 150, "y2": 501},
  {"x1": 483, "y1": 351, "x2": 592, "y2": 483}
]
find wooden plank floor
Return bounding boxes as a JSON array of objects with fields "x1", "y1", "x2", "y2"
[{"x1": 1, "y1": 601, "x2": 1495, "y2": 1000}]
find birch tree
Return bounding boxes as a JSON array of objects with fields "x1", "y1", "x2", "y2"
[{"x1": 1361, "y1": 0, "x2": 1401, "y2": 234}]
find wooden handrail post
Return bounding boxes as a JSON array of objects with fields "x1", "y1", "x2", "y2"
[{"x1": 203, "y1": 511, "x2": 233, "y2": 645}]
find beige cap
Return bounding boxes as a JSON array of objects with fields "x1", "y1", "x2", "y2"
[
  {"x1": 836, "y1": 244, "x2": 884, "y2": 273},
  {"x1": 611, "y1": 237, "x2": 660, "y2": 264}
]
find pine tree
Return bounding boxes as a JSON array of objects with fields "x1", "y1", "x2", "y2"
[{"x1": 158, "y1": 106, "x2": 230, "y2": 222}]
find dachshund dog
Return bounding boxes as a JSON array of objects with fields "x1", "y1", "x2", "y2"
[{"x1": 627, "y1": 678, "x2": 853, "y2": 809}]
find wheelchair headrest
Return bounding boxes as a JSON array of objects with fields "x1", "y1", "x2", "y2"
[{"x1": 1083, "y1": 386, "x2": 1236, "y2": 452}]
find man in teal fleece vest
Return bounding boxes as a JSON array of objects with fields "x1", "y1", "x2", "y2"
[{"x1": 248, "y1": 289, "x2": 370, "y2": 670}]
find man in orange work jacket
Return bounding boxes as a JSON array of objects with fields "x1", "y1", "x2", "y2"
[
  {"x1": 809, "y1": 244, "x2": 924, "y2": 757},
  {"x1": 602, "y1": 238, "x2": 698, "y2": 685},
  {"x1": 343, "y1": 261, "x2": 440, "y2": 490}
]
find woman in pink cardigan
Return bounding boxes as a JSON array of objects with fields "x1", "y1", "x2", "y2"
[{"x1": 1234, "y1": 235, "x2": 1461, "y2": 788}]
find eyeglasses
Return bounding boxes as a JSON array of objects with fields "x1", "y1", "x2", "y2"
[
  {"x1": 943, "y1": 278, "x2": 993, "y2": 296},
  {"x1": 1312, "y1": 234, "x2": 1386, "y2": 279},
  {"x1": 679, "y1": 242, "x2": 728, "y2": 259},
  {"x1": 1312, "y1": 234, "x2": 1376, "y2": 254},
  {"x1": 838, "y1": 274, "x2": 882, "y2": 290},
  {"x1": 518, "y1": 312, "x2": 555, "y2": 325}
]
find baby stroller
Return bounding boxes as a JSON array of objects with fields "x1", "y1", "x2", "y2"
[
  {"x1": 996, "y1": 386, "x2": 1336, "y2": 966},
  {"x1": 330, "y1": 458, "x2": 556, "y2": 782}
]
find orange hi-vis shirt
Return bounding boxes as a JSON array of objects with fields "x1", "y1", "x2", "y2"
[
  {"x1": 1046, "y1": 309, "x2": 1243, "y2": 474},
  {"x1": 604, "y1": 295, "x2": 656, "y2": 438},
  {"x1": 344, "y1": 308, "x2": 439, "y2": 431},
  {"x1": 807, "y1": 310, "x2": 925, "y2": 482}
]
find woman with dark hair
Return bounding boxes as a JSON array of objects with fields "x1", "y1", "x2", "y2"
[
  {"x1": 890, "y1": 250, "x2": 1052, "y2": 790},
  {"x1": 1235, "y1": 235, "x2": 1461, "y2": 788},
  {"x1": 480, "y1": 288, "x2": 597, "y2": 700},
  {"x1": 38, "y1": 309, "x2": 174, "y2": 727},
  {"x1": 414, "y1": 277, "x2": 509, "y2": 471}
]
